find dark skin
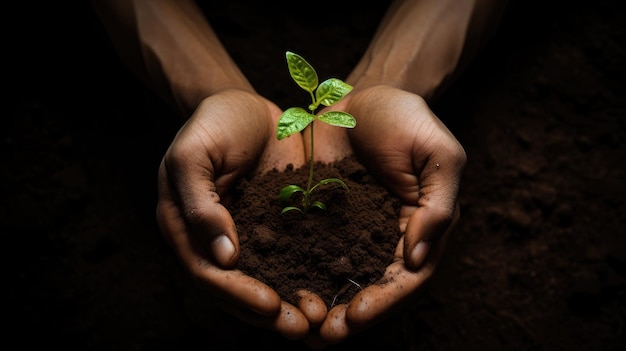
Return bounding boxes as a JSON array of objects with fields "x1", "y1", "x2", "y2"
[{"x1": 91, "y1": 0, "x2": 506, "y2": 348}]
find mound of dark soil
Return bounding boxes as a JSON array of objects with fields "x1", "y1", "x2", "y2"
[{"x1": 233, "y1": 157, "x2": 400, "y2": 307}]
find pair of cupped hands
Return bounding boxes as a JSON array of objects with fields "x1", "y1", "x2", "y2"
[{"x1": 156, "y1": 84, "x2": 466, "y2": 349}]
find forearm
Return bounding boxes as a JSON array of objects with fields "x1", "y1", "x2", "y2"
[
  {"x1": 347, "y1": 0, "x2": 507, "y2": 102},
  {"x1": 90, "y1": 0, "x2": 253, "y2": 118}
]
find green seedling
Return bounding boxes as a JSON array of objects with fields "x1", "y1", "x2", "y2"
[{"x1": 277, "y1": 51, "x2": 356, "y2": 214}]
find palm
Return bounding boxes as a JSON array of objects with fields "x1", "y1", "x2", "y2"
[{"x1": 185, "y1": 90, "x2": 305, "y2": 196}]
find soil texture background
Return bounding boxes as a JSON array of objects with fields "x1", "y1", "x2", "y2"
[{"x1": 5, "y1": 0, "x2": 625, "y2": 350}]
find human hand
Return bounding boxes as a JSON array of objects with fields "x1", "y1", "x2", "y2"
[
  {"x1": 302, "y1": 85, "x2": 466, "y2": 347},
  {"x1": 155, "y1": 89, "x2": 312, "y2": 340}
]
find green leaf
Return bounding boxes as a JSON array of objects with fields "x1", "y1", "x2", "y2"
[
  {"x1": 310, "y1": 201, "x2": 327, "y2": 211},
  {"x1": 310, "y1": 178, "x2": 349, "y2": 193},
  {"x1": 286, "y1": 51, "x2": 318, "y2": 93},
  {"x1": 317, "y1": 111, "x2": 356, "y2": 129},
  {"x1": 279, "y1": 184, "x2": 305, "y2": 203},
  {"x1": 277, "y1": 107, "x2": 316, "y2": 140},
  {"x1": 281, "y1": 206, "x2": 304, "y2": 214},
  {"x1": 316, "y1": 78, "x2": 353, "y2": 106}
]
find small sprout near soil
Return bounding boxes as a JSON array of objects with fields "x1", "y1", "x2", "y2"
[{"x1": 277, "y1": 51, "x2": 356, "y2": 214}]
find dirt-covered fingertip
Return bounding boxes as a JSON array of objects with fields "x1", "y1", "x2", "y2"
[
  {"x1": 274, "y1": 301, "x2": 310, "y2": 340},
  {"x1": 296, "y1": 289, "x2": 328, "y2": 327},
  {"x1": 319, "y1": 303, "x2": 350, "y2": 344}
]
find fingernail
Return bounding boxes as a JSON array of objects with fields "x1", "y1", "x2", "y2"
[
  {"x1": 411, "y1": 241, "x2": 430, "y2": 267},
  {"x1": 211, "y1": 235, "x2": 236, "y2": 265}
]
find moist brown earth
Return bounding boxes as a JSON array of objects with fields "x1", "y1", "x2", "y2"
[
  {"x1": 233, "y1": 157, "x2": 401, "y2": 308},
  {"x1": 6, "y1": 0, "x2": 625, "y2": 350}
]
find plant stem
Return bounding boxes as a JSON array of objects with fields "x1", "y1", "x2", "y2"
[
  {"x1": 307, "y1": 120, "x2": 315, "y2": 195},
  {"x1": 306, "y1": 91, "x2": 317, "y2": 211}
]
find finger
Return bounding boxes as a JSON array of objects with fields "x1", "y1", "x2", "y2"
[
  {"x1": 222, "y1": 301, "x2": 310, "y2": 340},
  {"x1": 345, "y1": 261, "x2": 430, "y2": 327},
  {"x1": 345, "y1": 219, "x2": 455, "y2": 327},
  {"x1": 317, "y1": 258, "x2": 422, "y2": 343},
  {"x1": 296, "y1": 289, "x2": 327, "y2": 327},
  {"x1": 318, "y1": 303, "x2": 350, "y2": 345},
  {"x1": 157, "y1": 158, "x2": 239, "y2": 268},
  {"x1": 404, "y1": 201, "x2": 460, "y2": 269}
]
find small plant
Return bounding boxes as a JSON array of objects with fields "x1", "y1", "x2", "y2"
[{"x1": 277, "y1": 51, "x2": 356, "y2": 214}]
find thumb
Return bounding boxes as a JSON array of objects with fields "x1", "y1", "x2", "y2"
[
  {"x1": 402, "y1": 157, "x2": 464, "y2": 269},
  {"x1": 202, "y1": 201, "x2": 240, "y2": 268},
  {"x1": 157, "y1": 158, "x2": 240, "y2": 269},
  {"x1": 403, "y1": 201, "x2": 460, "y2": 269}
]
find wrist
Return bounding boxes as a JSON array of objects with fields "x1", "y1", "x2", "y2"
[
  {"x1": 346, "y1": 64, "x2": 453, "y2": 100},
  {"x1": 143, "y1": 19, "x2": 254, "y2": 118},
  {"x1": 346, "y1": 0, "x2": 506, "y2": 102}
]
